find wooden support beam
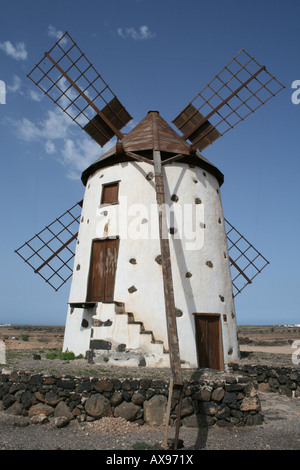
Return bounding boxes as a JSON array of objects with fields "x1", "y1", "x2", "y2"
[
  {"x1": 161, "y1": 153, "x2": 185, "y2": 165},
  {"x1": 153, "y1": 146, "x2": 183, "y2": 387},
  {"x1": 229, "y1": 256, "x2": 252, "y2": 284},
  {"x1": 34, "y1": 232, "x2": 78, "y2": 273},
  {"x1": 125, "y1": 150, "x2": 154, "y2": 165}
]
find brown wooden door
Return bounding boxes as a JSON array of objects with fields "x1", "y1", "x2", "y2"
[
  {"x1": 194, "y1": 314, "x2": 223, "y2": 370},
  {"x1": 87, "y1": 238, "x2": 119, "y2": 302}
]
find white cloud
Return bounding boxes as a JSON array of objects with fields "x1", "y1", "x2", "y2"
[
  {"x1": 7, "y1": 75, "x2": 22, "y2": 94},
  {"x1": 48, "y1": 25, "x2": 67, "y2": 46},
  {"x1": 0, "y1": 41, "x2": 27, "y2": 60},
  {"x1": 60, "y1": 136, "x2": 113, "y2": 180},
  {"x1": 45, "y1": 140, "x2": 56, "y2": 154},
  {"x1": 12, "y1": 106, "x2": 110, "y2": 180},
  {"x1": 13, "y1": 108, "x2": 72, "y2": 142},
  {"x1": 29, "y1": 89, "x2": 43, "y2": 102},
  {"x1": 117, "y1": 25, "x2": 155, "y2": 40}
]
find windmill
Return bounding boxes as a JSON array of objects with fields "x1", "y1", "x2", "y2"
[{"x1": 15, "y1": 32, "x2": 284, "y2": 396}]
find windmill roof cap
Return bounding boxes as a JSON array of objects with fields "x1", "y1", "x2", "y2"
[{"x1": 81, "y1": 111, "x2": 224, "y2": 186}]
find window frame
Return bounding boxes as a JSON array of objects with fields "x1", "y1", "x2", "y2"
[{"x1": 100, "y1": 180, "x2": 120, "y2": 206}]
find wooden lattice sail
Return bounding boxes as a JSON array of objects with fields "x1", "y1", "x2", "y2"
[
  {"x1": 15, "y1": 202, "x2": 82, "y2": 291},
  {"x1": 27, "y1": 32, "x2": 132, "y2": 147},
  {"x1": 173, "y1": 49, "x2": 284, "y2": 151}
]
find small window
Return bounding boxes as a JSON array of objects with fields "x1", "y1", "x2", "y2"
[{"x1": 101, "y1": 181, "x2": 119, "y2": 205}]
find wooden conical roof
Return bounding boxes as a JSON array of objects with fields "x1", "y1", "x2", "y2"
[{"x1": 81, "y1": 111, "x2": 223, "y2": 186}]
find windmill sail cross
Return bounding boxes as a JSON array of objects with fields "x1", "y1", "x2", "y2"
[
  {"x1": 172, "y1": 49, "x2": 285, "y2": 152},
  {"x1": 27, "y1": 31, "x2": 132, "y2": 147}
]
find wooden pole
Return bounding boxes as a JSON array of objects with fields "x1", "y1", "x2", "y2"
[
  {"x1": 150, "y1": 111, "x2": 183, "y2": 450},
  {"x1": 163, "y1": 378, "x2": 174, "y2": 450},
  {"x1": 153, "y1": 147, "x2": 183, "y2": 387}
]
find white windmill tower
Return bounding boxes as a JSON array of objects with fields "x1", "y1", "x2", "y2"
[{"x1": 16, "y1": 33, "x2": 284, "y2": 388}]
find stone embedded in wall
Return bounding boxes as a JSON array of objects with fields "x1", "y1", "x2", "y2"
[
  {"x1": 206, "y1": 261, "x2": 213, "y2": 268},
  {"x1": 44, "y1": 391, "x2": 60, "y2": 406},
  {"x1": 128, "y1": 285, "x2": 137, "y2": 294},
  {"x1": 155, "y1": 255, "x2": 162, "y2": 265},
  {"x1": 54, "y1": 401, "x2": 74, "y2": 420},
  {"x1": 211, "y1": 387, "x2": 225, "y2": 402},
  {"x1": 81, "y1": 319, "x2": 89, "y2": 328},
  {"x1": 28, "y1": 403, "x2": 53, "y2": 417},
  {"x1": 174, "y1": 397, "x2": 194, "y2": 418},
  {"x1": 171, "y1": 194, "x2": 179, "y2": 202},
  {"x1": 90, "y1": 339, "x2": 112, "y2": 350},
  {"x1": 185, "y1": 272, "x2": 192, "y2": 278},
  {"x1": 129, "y1": 258, "x2": 137, "y2": 264},
  {"x1": 219, "y1": 295, "x2": 225, "y2": 302},
  {"x1": 114, "y1": 401, "x2": 141, "y2": 422},
  {"x1": 195, "y1": 198, "x2": 202, "y2": 204},
  {"x1": 144, "y1": 395, "x2": 167, "y2": 427},
  {"x1": 94, "y1": 379, "x2": 115, "y2": 393},
  {"x1": 92, "y1": 319, "x2": 113, "y2": 327},
  {"x1": 175, "y1": 308, "x2": 183, "y2": 317},
  {"x1": 146, "y1": 172, "x2": 154, "y2": 180},
  {"x1": 240, "y1": 397, "x2": 260, "y2": 412},
  {"x1": 85, "y1": 393, "x2": 112, "y2": 419}
]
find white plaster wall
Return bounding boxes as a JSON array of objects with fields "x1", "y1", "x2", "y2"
[
  {"x1": 63, "y1": 161, "x2": 239, "y2": 367},
  {"x1": 63, "y1": 305, "x2": 94, "y2": 355}
]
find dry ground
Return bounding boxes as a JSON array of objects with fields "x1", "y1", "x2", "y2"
[
  {"x1": 0, "y1": 324, "x2": 299, "y2": 451},
  {"x1": 1, "y1": 324, "x2": 300, "y2": 373}
]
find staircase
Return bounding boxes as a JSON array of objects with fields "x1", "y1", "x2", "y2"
[{"x1": 88, "y1": 302, "x2": 172, "y2": 368}]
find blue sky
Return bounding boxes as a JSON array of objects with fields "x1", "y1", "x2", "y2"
[{"x1": 0, "y1": 0, "x2": 299, "y2": 326}]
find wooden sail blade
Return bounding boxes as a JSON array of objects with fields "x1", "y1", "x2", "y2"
[
  {"x1": 27, "y1": 31, "x2": 132, "y2": 147},
  {"x1": 173, "y1": 49, "x2": 285, "y2": 151},
  {"x1": 225, "y1": 218, "x2": 270, "y2": 296},
  {"x1": 15, "y1": 201, "x2": 82, "y2": 291}
]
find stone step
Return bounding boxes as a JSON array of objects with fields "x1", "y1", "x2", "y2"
[
  {"x1": 91, "y1": 301, "x2": 170, "y2": 363},
  {"x1": 114, "y1": 302, "x2": 125, "y2": 313}
]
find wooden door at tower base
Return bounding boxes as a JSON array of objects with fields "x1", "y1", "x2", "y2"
[
  {"x1": 194, "y1": 314, "x2": 223, "y2": 370},
  {"x1": 87, "y1": 238, "x2": 119, "y2": 302}
]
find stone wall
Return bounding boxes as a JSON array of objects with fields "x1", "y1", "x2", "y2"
[
  {"x1": 0, "y1": 370, "x2": 263, "y2": 428},
  {"x1": 229, "y1": 364, "x2": 300, "y2": 397}
]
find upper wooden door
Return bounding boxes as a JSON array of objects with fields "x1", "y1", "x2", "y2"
[
  {"x1": 87, "y1": 238, "x2": 119, "y2": 302},
  {"x1": 194, "y1": 314, "x2": 223, "y2": 370}
]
